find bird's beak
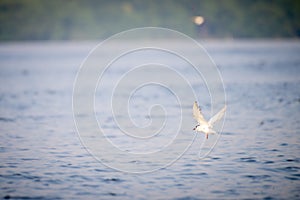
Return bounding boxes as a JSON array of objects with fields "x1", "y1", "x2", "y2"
[{"x1": 193, "y1": 127, "x2": 195, "y2": 130}]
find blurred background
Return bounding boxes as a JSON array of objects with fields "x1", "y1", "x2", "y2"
[
  {"x1": 1, "y1": 1, "x2": 300, "y2": 199},
  {"x1": 0, "y1": 0, "x2": 299, "y2": 40}
]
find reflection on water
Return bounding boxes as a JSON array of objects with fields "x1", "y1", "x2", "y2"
[{"x1": 0, "y1": 40, "x2": 299, "y2": 199}]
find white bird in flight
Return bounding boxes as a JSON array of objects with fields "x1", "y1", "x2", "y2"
[{"x1": 193, "y1": 101, "x2": 226, "y2": 139}]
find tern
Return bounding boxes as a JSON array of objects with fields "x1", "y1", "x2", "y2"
[{"x1": 193, "y1": 101, "x2": 226, "y2": 139}]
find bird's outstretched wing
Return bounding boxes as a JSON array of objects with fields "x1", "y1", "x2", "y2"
[
  {"x1": 208, "y1": 105, "x2": 226, "y2": 126},
  {"x1": 193, "y1": 101, "x2": 207, "y2": 125}
]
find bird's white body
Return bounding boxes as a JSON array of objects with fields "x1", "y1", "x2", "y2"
[{"x1": 193, "y1": 101, "x2": 226, "y2": 139}]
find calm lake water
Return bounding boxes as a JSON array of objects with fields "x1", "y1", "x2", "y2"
[{"x1": 0, "y1": 40, "x2": 299, "y2": 199}]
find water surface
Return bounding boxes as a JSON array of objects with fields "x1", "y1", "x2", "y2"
[{"x1": 0, "y1": 40, "x2": 299, "y2": 199}]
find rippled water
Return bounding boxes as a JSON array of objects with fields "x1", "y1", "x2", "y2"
[{"x1": 0, "y1": 40, "x2": 299, "y2": 199}]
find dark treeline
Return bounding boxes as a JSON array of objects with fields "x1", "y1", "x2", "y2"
[{"x1": 0, "y1": 0, "x2": 299, "y2": 41}]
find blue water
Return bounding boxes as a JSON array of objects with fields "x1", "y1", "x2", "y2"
[{"x1": 0, "y1": 40, "x2": 300, "y2": 199}]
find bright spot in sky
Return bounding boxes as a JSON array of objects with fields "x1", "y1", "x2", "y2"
[{"x1": 193, "y1": 16, "x2": 204, "y2": 25}]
